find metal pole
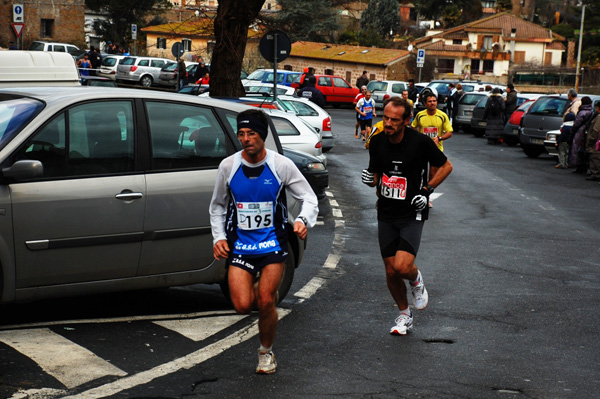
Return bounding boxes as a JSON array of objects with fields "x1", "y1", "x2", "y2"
[
  {"x1": 418, "y1": 67, "x2": 422, "y2": 83},
  {"x1": 273, "y1": 33, "x2": 278, "y2": 102},
  {"x1": 575, "y1": 4, "x2": 585, "y2": 92}
]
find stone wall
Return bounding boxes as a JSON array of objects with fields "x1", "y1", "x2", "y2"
[{"x1": 1, "y1": 0, "x2": 86, "y2": 49}]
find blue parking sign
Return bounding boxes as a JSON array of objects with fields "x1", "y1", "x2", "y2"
[{"x1": 13, "y1": 4, "x2": 24, "y2": 23}]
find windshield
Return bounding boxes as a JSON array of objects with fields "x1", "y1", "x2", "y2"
[
  {"x1": 247, "y1": 70, "x2": 268, "y2": 81},
  {"x1": 367, "y1": 82, "x2": 388, "y2": 92},
  {"x1": 427, "y1": 82, "x2": 452, "y2": 96},
  {"x1": 0, "y1": 95, "x2": 45, "y2": 151},
  {"x1": 162, "y1": 62, "x2": 177, "y2": 72},
  {"x1": 460, "y1": 93, "x2": 486, "y2": 105},
  {"x1": 528, "y1": 97, "x2": 568, "y2": 115},
  {"x1": 28, "y1": 42, "x2": 45, "y2": 51}
]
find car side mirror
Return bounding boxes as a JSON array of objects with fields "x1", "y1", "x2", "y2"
[{"x1": 2, "y1": 160, "x2": 44, "y2": 180}]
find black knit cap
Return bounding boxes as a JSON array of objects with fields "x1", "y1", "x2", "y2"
[{"x1": 237, "y1": 112, "x2": 269, "y2": 141}]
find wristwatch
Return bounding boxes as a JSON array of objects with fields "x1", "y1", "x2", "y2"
[
  {"x1": 298, "y1": 216, "x2": 308, "y2": 226},
  {"x1": 425, "y1": 184, "x2": 435, "y2": 194}
]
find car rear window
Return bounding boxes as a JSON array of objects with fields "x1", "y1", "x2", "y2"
[
  {"x1": 528, "y1": 97, "x2": 568, "y2": 115},
  {"x1": 101, "y1": 57, "x2": 119, "y2": 67},
  {"x1": 367, "y1": 82, "x2": 388, "y2": 92},
  {"x1": 121, "y1": 58, "x2": 136, "y2": 65},
  {"x1": 460, "y1": 93, "x2": 486, "y2": 105},
  {"x1": 0, "y1": 95, "x2": 45, "y2": 151}
]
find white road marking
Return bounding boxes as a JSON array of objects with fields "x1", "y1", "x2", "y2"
[
  {"x1": 329, "y1": 199, "x2": 339, "y2": 207},
  {"x1": 430, "y1": 192, "x2": 443, "y2": 201},
  {"x1": 153, "y1": 314, "x2": 247, "y2": 342},
  {"x1": 332, "y1": 208, "x2": 343, "y2": 218},
  {"x1": 323, "y1": 253, "x2": 341, "y2": 269},
  {"x1": 294, "y1": 277, "x2": 327, "y2": 300},
  {"x1": 57, "y1": 309, "x2": 291, "y2": 399},
  {"x1": 0, "y1": 329, "x2": 127, "y2": 389}
]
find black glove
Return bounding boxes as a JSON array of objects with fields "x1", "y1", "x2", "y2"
[
  {"x1": 361, "y1": 169, "x2": 374, "y2": 185},
  {"x1": 411, "y1": 188, "x2": 429, "y2": 211}
]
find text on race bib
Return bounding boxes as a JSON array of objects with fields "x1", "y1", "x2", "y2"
[
  {"x1": 423, "y1": 127, "x2": 438, "y2": 138},
  {"x1": 381, "y1": 174, "x2": 407, "y2": 200},
  {"x1": 237, "y1": 201, "x2": 274, "y2": 230}
]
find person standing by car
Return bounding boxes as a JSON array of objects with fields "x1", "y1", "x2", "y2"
[
  {"x1": 356, "y1": 70, "x2": 369, "y2": 89},
  {"x1": 88, "y1": 46, "x2": 100, "y2": 76},
  {"x1": 446, "y1": 83, "x2": 456, "y2": 122},
  {"x1": 194, "y1": 60, "x2": 209, "y2": 85},
  {"x1": 585, "y1": 102, "x2": 600, "y2": 181},
  {"x1": 210, "y1": 109, "x2": 319, "y2": 374},
  {"x1": 297, "y1": 75, "x2": 326, "y2": 108},
  {"x1": 77, "y1": 53, "x2": 91, "y2": 78},
  {"x1": 504, "y1": 83, "x2": 518, "y2": 121},
  {"x1": 177, "y1": 58, "x2": 187, "y2": 91},
  {"x1": 483, "y1": 87, "x2": 506, "y2": 145},
  {"x1": 356, "y1": 90, "x2": 377, "y2": 141},
  {"x1": 361, "y1": 97, "x2": 452, "y2": 335},
  {"x1": 569, "y1": 96, "x2": 594, "y2": 174},
  {"x1": 451, "y1": 83, "x2": 464, "y2": 131},
  {"x1": 407, "y1": 79, "x2": 418, "y2": 103}
]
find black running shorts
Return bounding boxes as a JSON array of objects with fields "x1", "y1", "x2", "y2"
[
  {"x1": 228, "y1": 251, "x2": 287, "y2": 274},
  {"x1": 360, "y1": 119, "x2": 373, "y2": 130},
  {"x1": 378, "y1": 219, "x2": 424, "y2": 258}
]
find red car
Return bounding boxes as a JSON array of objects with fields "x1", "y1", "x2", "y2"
[
  {"x1": 294, "y1": 75, "x2": 359, "y2": 107},
  {"x1": 502, "y1": 99, "x2": 535, "y2": 146}
]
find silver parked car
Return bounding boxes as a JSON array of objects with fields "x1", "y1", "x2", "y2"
[
  {"x1": 453, "y1": 92, "x2": 488, "y2": 133},
  {"x1": 97, "y1": 55, "x2": 125, "y2": 81},
  {"x1": 0, "y1": 87, "x2": 305, "y2": 304},
  {"x1": 116, "y1": 56, "x2": 172, "y2": 87}
]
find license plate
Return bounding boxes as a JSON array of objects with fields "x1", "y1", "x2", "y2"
[
  {"x1": 530, "y1": 138, "x2": 544, "y2": 145},
  {"x1": 512, "y1": 128, "x2": 519, "y2": 135},
  {"x1": 479, "y1": 121, "x2": 487, "y2": 127},
  {"x1": 464, "y1": 110, "x2": 472, "y2": 116}
]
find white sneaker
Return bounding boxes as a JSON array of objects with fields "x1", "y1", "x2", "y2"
[
  {"x1": 390, "y1": 312, "x2": 413, "y2": 335},
  {"x1": 256, "y1": 350, "x2": 277, "y2": 374},
  {"x1": 411, "y1": 272, "x2": 429, "y2": 310}
]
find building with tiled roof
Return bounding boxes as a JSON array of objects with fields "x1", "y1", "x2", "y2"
[
  {"x1": 141, "y1": 18, "x2": 263, "y2": 61},
  {"x1": 410, "y1": 12, "x2": 566, "y2": 83},
  {"x1": 284, "y1": 42, "x2": 412, "y2": 85}
]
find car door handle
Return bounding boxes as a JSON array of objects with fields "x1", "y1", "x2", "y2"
[{"x1": 115, "y1": 191, "x2": 143, "y2": 201}]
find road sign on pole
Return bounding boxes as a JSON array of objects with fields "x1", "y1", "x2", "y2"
[
  {"x1": 131, "y1": 24, "x2": 137, "y2": 40},
  {"x1": 11, "y1": 23, "x2": 25, "y2": 38},
  {"x1": 416, "y1": 49, "x2": 425, "y2": 64},
  {"x1": 13, "y1": 4, "x2": 24, "y2": 23}
]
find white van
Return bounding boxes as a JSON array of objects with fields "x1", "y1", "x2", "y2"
[
  {"x1": 28, "y1": 41, "x2": 80, "y2": 56},
  {"x1": 0, "y1": 51, "x2": 80, "y2": 87}
]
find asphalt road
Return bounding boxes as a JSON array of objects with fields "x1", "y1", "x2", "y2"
[{"x1": 1, "y1": 107, "x2": 599, "y2": 399}]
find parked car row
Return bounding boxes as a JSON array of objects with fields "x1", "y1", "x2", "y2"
[{"x1": 456, "y1": 89, "x2": 600, "y2": 160}]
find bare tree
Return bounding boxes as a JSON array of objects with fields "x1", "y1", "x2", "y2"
[{"x1": 210, "y1": 0, "x2": 265, "y2": 96}]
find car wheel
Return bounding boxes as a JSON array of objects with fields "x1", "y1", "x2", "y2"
[
  {"x1": 522, "y1": 145, "x2": 543, "y2": 158},
  {"x1": 504, "y1": 137, "x2": 519, "y2": 146},
  {"x1": 140, "y1": 75, "x2": 153, "y2": 88},
  {"x1": 219, "y1": 244, "x2": 295, "y2": 305}
]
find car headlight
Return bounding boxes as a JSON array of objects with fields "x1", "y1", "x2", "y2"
[
  {"x1": 306, "y1": 162, "x2": 325, "y2": 171},
  {"x1": 546, "y1": 132, "x2": 558, "y2": 141}
]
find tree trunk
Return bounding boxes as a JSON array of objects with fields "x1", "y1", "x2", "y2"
[{"x1": 210, "y1": 0, "x2": 265, "y2": 97}]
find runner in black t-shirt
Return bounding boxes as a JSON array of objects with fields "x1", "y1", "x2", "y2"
[{"x1": 361, "y1": 96, "x2": 453, "y2": 335}]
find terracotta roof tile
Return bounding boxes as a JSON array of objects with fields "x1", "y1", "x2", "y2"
[
  {"x1": 290, "y1": 42, "x2": 410, "y2": 66},
  {"x1": 413, "y1": 12, "x2": 565, "y2": 44},
  {"x1": 421, "y1": 41, "x2": 468, "y2": 52}
]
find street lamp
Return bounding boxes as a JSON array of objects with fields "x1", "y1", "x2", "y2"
[{"x1": 575, "y1": 4, "x2": 585, "y2": 92}]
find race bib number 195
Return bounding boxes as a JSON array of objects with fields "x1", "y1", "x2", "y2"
[
  {"x1": 381, "y1": 174, "x2": 407, "y2": 200},
  {"x1": 237, "y1": 201, "x2": 274, "y2": 230}
]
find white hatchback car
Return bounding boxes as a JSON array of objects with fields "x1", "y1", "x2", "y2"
[
  {"x1": 243, "y1": 82, "x2": 296, "y2": 96},
  {"x1": 97, "y1": 55, "x2": 125, "y2": 81},
  {"x1": 263, "y1": 109, "x2": 327, "y2": 166},
  {"x1": 273, "y1": 95, "x2": 334, "y2": 152}
]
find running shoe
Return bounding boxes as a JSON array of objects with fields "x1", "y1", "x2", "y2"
[
  {"x1": 411, "y1": 273, "x2": 429, "y2": 310},
  {"x1": 390, "y1": 312, "x2": 413, "y2": 335},
  {"x1": 256, "y1": 350, "x2": 277, "y2": 374}
]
